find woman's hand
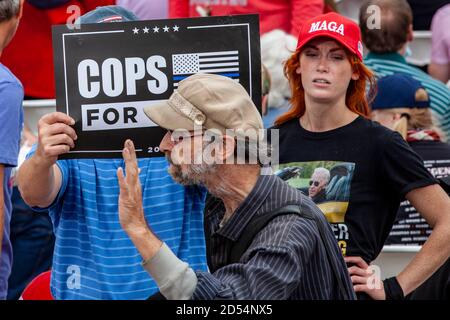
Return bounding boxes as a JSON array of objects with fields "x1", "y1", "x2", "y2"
[{"x1": 345, "y1": 256, "x2": 386, "y2": 300}]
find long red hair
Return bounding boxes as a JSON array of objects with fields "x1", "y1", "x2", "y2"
[{"x1": 275, "y1": 49, "x2": 376, "y2": 126}]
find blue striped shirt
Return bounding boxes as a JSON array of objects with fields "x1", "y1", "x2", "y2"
[
  {"x1": 364, "y1": 52, "x2": 450, "y2": 136},
  {"x1": 27, "y1": 148, "x2": 208, "y2": 300}
]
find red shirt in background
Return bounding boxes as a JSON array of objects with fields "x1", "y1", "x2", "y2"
[
  {"x1": 169, "y1": 0, "x2": 325, "y2": 36},
  {"x1": 0, "y1": 0, "x2": 115, "y2": 99}
]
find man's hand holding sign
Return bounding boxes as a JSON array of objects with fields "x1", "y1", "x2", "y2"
[
  {"x1": 36, "y1": 112, "x2": 77, "y2": 163},
  {"x1": 20, "y1": 112, "x2": 77, "y2": 208}
]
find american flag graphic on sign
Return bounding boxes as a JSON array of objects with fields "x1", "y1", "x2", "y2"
[{"x1": 172, "y1": 50, "x2": 239, "y2": 87}]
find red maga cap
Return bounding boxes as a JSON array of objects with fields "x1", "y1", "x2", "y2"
[{"x1": 296, "y1": 12, "x2": 364, "y2": 61}]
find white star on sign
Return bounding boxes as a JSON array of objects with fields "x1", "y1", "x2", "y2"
[
  {"x1": 153, "y1": 26, "x2": 160, "y2": 33},
  {"x1": 143, "y1": 27, "x2": 149, "y2": 33},
  {"x1": 132, "y1": 27, "x2": 139, "y2": 34},
  {"x1": 163, "y1": 26, "x2": 170, "y2": 32},
  {"x1": 173, "y1": 25, "x2": 179, "y2": 32}
]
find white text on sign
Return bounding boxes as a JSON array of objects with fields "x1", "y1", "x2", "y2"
[{"x1": 77, "y1": 56, "x2": 168, "y2": 98}]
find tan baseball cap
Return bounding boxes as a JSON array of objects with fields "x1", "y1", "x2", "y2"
[{"x1": 143, "y1": 74, "x2": 263, "y2": 139}]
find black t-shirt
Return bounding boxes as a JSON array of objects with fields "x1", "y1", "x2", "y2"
[
  {"x1": 386, "y1": 140, "x2": 450, "y2": 246},
  {"x1": 271, "y1": 116, "x2": 437, "y2": 263}
]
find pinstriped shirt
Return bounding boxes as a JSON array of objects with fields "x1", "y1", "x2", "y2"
[{"x1": 192, "y1": 174, "x2": 355, "y2": 300}]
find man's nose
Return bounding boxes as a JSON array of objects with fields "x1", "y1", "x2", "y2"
[{"x1": 160, "y1": 132, "x2": 174, "y2": 153}]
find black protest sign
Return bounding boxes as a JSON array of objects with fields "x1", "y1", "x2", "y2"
[{"x1": 52, "y1": 14, "x2": 261, "y2": 158}]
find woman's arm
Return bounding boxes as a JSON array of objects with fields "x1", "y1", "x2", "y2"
[{"x1": 347, "y1": 184, "x2": 450, "y2": 299}]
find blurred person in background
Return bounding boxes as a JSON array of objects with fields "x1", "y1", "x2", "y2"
[
  {"x1": 360, "y1": 0, "x2": 450, "y2": 138},
  {"x1": 371, "y1": 73, "x2": 450, "y2": 300},
  {"x1": 116, "y1": 0, "x2": 168, "y2": 20},
  {"x1": 428, "y1": 4, "x2": 450, "y2": 85},
  {"x1": 0, "y1": 0, "x2": 115, "y2": 99},
  {"x1": 0, "y1": 0, "x2": 25, "y2": 300},
  {"x1": 406, "y1": 0, "x2": 448, "y2": 30},
  {"x1": 169, "y1": 0, "x2": 326, "y2": 36},
  {"x1": 6, "y1": 125, "x2": 55, "y2": 300}
]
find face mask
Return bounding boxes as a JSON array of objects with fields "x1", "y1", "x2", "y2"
[{"x1": 404, "y1": 45, "x2": 412, "y2": 58}]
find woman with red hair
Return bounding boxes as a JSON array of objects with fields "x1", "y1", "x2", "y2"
[{"x1": 273, "y1": 12, "x2": 450, "y2": 300}]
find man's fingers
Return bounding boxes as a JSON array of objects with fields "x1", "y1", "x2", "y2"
[
  {"x1": 345, "y1": 256, "x2": 369, "y2": 269},
  {"x1": 40, "y1": 145, "x2": 71, "y2": 158},
  {"x1": 40, "y1": 112, "x2": 75, "y2": 126},
  {"x1": 43, "y1": 123, "x2": 77, "y2": 141},
  {"x1": 43, "y1": 134, "x2": 75, "y2": 149}
]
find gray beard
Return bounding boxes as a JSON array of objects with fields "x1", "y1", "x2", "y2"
[{"x1": 165, "y1": 154, "x2": 217, "y2": 186}]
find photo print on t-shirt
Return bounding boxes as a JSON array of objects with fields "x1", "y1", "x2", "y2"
[{"x1": 273, "y1": 161, "x2": 355, "y2": 255}]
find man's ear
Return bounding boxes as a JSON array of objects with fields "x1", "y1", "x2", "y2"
[
  {"x1": 17, "y1": 0, "x2": 25, "y2": 19},
  {"x1": 407, "y1": 24, "x2": 414, "y2": 42}
]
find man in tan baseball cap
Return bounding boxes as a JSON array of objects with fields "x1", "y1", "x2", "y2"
[
  {"x1": 143, "y1": 73, "x2": 267, "y2": 185},
  {"x1": 143, "y1": 73, "x2": 263, "y2": 136},
  {"x1": 115, "y1": 73, "x2": 354, "y2": 300}
]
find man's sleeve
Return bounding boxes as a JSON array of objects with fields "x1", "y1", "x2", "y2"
[
  {"x1": 143, "y1": 242, "x2": 198, "y2": 300},
  {"x1": 380, "y1": 131, "x2": 438, "y2": 197},
  {"x1": 290, "y1": 0, "x2": 324, "y2": 37},
  {"x1": 0, "y1": 81, "x2": 22, "y2": 167},
  {"x1": 144, "y1": 216, "x2": 314, "y2": 300},
  {"x1": 169, "y1": 0, "x2": 190, "y2": 18},
  {"x1": 193, "y1": 216, "x2": 315, "y2": 299}
]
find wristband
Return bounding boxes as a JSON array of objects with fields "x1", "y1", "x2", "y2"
[{"x1": 383, "y1": 276, "x2": 405, "y2": 300}]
